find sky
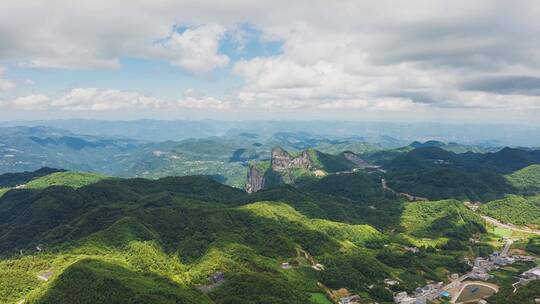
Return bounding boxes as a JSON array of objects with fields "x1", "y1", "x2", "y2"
[{"x1": 0, "y1": 0, "x2": 540, "y2": 124}]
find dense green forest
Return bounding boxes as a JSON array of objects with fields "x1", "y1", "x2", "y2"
[
  {"x1": 506, "y1": 164, "x2": 540, "y2": 194},
  {"x1": 480, "y1": 195, "x2": 540, "y2": 226},
  {"x1": 0, "y1": 167, "x2": 64, "y2": 187},
  {"x1": 24, "y1": 172, "x2": 110, "y2": 189},
  {"x1": 0, "y1": 171, "x2": 495, "y2": 304}
]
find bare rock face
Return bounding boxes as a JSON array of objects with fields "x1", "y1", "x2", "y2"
[
  {"x1": 342, "y1": 152, "x2": 369, "y2": 168},
  {"x1": 245, "y1": 165, "x2": 264, "y2": 193},
  {"x1": 245, "y1": 147, "x2": 316, "y2": 193},
  {"x1": 271, "y1": 147, "x2": 312, "y2": 172}
]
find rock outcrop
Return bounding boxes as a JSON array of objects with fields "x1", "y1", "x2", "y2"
[
  {"x1": 271, "y1": 147, "x2": 312, "y2": 172},
  {"x1": 246, "y1": 147, "x2": 370, "y2": 193},
  {"x1": 245, "y1": 165, "x2": 265, "y2": 193},
  {"x1": 245, "y1": 147, "x2": 315, "y2": 193},
  {"x1": 342, "y1": 152, "x2": 370, "y2": 168}
]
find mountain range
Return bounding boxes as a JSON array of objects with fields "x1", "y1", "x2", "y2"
[{"x1": 1, "y1": 123, "x2": 540, "y2": 303}]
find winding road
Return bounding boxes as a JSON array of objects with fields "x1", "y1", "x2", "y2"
[{"x1": 480, "y1": 215, "x2": 540, "y2": 236}]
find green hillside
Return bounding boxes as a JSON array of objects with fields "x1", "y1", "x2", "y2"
[
  {"x1": 386, "y1": 167, "x2": 513, "y2": 202},
  {"x1": 385, "y1": 146, "x2": 540, "y2": 174},
  {"x1": 29, "y1": 259, "x2": 212, "y2": 304},
  {"x1": 247, "y1": 147, "x2": 368, "y2": 191},
  {"x1": 401, "y1": 200, "x2": 485, "y2": 240},
  {"x1": 0, "y1": 175, "x2": 488, "y2": 304},
  {"x1": 307, "y1": 149, "x2": 359, "y2": 173},
  {"x1": 506, "y1": 164, "x2": 540, "y2": 194},
  {"x1": 0, "y1": 170, "x2": 109, "y2": 199},
  {"x1": 0, "y1": 167, "x2": 65, "y2": 187},
  {"x1": 25, "y1": 172, "x2": 110, "y2": 189},
  {"x1": 479, "y1": 194, "x2": 540, "y2": 226}
]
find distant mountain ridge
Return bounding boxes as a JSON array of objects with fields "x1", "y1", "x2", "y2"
[
  {"x1": 386, "y1": 146, "x2": 540, "y2": 174},
  {"x1": 3, "y1": 119, "x2": 540, "y2": 146}
]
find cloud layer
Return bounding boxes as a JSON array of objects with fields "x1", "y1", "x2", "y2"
[
  {"x1": 1, "y1": 89, "x2": 162, "y2": 111},
  {"x1": 0, "y1": 0, "x2": 539, "y2": 120}
]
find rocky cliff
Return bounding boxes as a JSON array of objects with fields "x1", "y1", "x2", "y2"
[
  {"x1": 342, "y1": 152, "x2": 370, "y2": 168},
  {"x1": 245, "y1": 147, "x2": 315, "y2": 193},
  {"x1": 245, "y1": 147, "x2": 368, "y2": 193},
  {"x1": 245, "y1": 165, "x2": 264, "y2": 193},
  {"x1": 271, "y1": 147, "x2": 313, "y2": 172}
]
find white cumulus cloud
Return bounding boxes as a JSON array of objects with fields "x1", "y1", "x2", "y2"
[
  {"x1": 2, "y1": 88, "x2": 162, "y2": 111},
  {"x1": 1, "y1": 94, "x2": 50, "y2": 110},
  {"x1": 159, "y1": 24, "x2": 229, "y2": 73},
  {"x1": 0, "y1": 66, "x2": 15, "y2": 91},
  {"x1": 52, "y1": 88, "x2": 162, "y2": 111},
  {"x1": 177, "y1": 89, "x2": 230, "y2": 110}
]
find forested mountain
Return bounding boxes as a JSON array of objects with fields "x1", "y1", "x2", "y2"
[
  {"x1": 245, "y1": 146, "x2": 375, "y2": 192},
  {"x1": 506, "y1": 164, "x2": 540, "y2": 194},
  {"x1": 0, "y1": 170, "x2": 494, "y2": 304},
  {"x1": 480, "y1": 195, "x2": 540, "y2": 226},
  {"x1": 376, "y1": 146, "x2": 540, "y2": 202},
  {"x1": 0, "y1": 167, "x2": 64, "y2": 188}
]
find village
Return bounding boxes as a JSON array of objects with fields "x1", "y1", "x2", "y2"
[
  {"x1": 272, "y1": 236, "x2": 539, "y2": 304},
  {"x1": 391, "y1": 238, "x2": 539, "y2": 304}
]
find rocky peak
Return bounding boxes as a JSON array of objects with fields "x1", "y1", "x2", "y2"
[
  {"x1": 245, "y1": 165, "x2": 264, "y2": 193},
  {"x1": 271, "y1": 147, "x2": 312, "y2": 172}
]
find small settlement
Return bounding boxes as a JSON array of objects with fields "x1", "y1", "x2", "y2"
[{"x1": 394, "y1": 238, "x2": 538, "y2": 304}]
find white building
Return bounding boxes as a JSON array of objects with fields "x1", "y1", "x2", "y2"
[
  {"x1": 523, "y1": 267, "x2": 540, "y2": 280},
  {"x1": 518, "y1": 267, "x2": 540, "y2": 286},
  {"x1": 394, "y1": 291, "x2": 427, "y2": 304},
  {"x1": 340, "y1": 295, "x2": 361, "y2": 304},
  {"x1": 474, "y1": 257, "x2": 489, "y2": 267}
]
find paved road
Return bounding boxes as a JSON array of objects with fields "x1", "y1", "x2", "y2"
[
  {"x1": 501, "y1": 239, "x2": 514, "y2": 257},
  {"x1": 381, "y1": 178, "x2": 428, "y2": 201},
  {"x1": 481, "y1": 215, "x2": 540, "y2": 236},
  {"x1": 381, "y1": 178, "x2": 393, "y2": 192}
]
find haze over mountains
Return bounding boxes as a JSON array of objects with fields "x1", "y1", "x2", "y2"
[
  {"x1": 1, "y1": 120, "x2": 538, "y2": 188},
  {"x1": 2, "y1": 119, "x2": 540, "y2": 146}
]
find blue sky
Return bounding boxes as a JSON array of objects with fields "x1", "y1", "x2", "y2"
[
  {"x1": 0, "y1": 1, "x2": 539, "y2": 124},
  {"x1": 2, "y1": 25, "x2": 282, "y2": 100}
]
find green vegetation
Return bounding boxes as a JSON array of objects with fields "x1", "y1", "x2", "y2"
[
  {"x1": 0, "y1": 167, "x2": 64, "y2": 187},
  {"x1": 526, "y1": 237, "x2": 540, "y2": 255},
  {"x1": 480, "y1": 195, "x2": 540, "y2": 226},
  {"x1": 2, "y1": 138, "x2": 540, "y2": 303},
  {"x1": 506, "y1": 164, "x2": 540, "y2": 194},
  {"x1": 29, "y1": 259, "x2": 212, "y2": 304},
  {"x1": 25, "y1": 172, "x2": 110, "y2": 189},
  {"x1": 249, "y1": 147, "x2": 365, "y2": 190},
  {"x1": 308, "y1": 149, "x2": 358, "y2": 173},
  {"x1": 489, "y1": 264, "x2": 540, "y2": 304},
  {"x1": 309, "y1": 293, "x2": 332, "y2": 304},
  {"x1": 490, "y1": 226, "x2": 513, "y2": 238},
  {"x1": 315, "y1": 142, "x2": 380, "y2": 155},
  {"x1": 400, "y1": 200, "x2": 485, "y2": 240},
  {"x1": 0, "y1": 176, "x2": 375, "y2": 303},
  {"x1": 210, "y1": 272, "x2": 310, "y2": 304},
  {"x1": 387, "y1": 167, "x2": 513, "y2": 202},
  {"x1": 0, "y1": 173, "x2": 493, "y2": 303}
]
